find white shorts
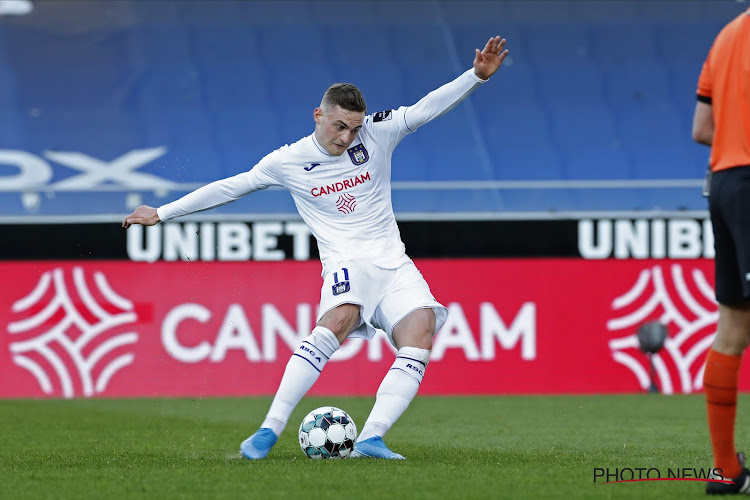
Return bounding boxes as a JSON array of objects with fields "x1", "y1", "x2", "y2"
[{"x1": 317, "y1": 259, "x2": 448, "y2": 347}]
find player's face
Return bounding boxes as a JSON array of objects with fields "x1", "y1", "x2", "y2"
[{"x1": 314, "y1": 105, "x2": 365, "y2": 156}]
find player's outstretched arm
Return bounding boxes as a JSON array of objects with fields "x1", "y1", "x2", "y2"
[
  {"x1": 402, "y1": 35, "x2": 508, "y2": 133},
  {"x1": 121, "y1": 169, "x2": 262, "y2": 229},
  {"x1": 122, "y1": 205, "x2": 159, "y2": 228},
  {"x1": 473, "y1": 36, "x2": 508, "y2": 81}
]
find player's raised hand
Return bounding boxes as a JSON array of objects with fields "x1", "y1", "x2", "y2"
[
  {"x1": 473, "y1": 36, "x2": 508, "y2": 80},
  {"x1": 122, "y1": 205, "x2": 160, "y2": 228}
]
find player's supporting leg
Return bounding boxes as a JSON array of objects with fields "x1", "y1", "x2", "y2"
[
  {"x1": 704, "y1": 303, "x2": 750, "y2": 493},
  {"x1": 352, "y1": 308, "x2": 435, "y2": 460},
  {"x1": 240, "y1": 304, "x2": 359, "y2": 460}
]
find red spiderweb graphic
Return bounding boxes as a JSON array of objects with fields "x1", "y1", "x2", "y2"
[
  {"x1": 607, "y1": 264, "x2": 718, "y2": 394},
  {"x1": 336, "y1": 193, "x2": 356, "y2": 214}
]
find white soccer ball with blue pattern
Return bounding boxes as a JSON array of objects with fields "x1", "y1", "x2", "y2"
[{"x1": 298, "y1": 406, "x2": 357, "y2": 459}]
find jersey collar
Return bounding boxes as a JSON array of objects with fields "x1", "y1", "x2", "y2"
[{"x1": 310, "y1": 133, "x2": 333, "y2": 156}]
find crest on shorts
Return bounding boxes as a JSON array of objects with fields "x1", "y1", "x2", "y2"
[
  {"x1": 332, "y1": 267, "x2": 350, "y2": 296},
  {"x1": 347, "y1": 144, "x2": 369, "y2": 166}
]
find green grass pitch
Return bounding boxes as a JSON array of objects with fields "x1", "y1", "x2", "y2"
[{"x1": 1, "y1": 394, "x2": 743, "y2": 499}]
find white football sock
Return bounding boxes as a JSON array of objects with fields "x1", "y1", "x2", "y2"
[
  {"x1": 261, "y1": 326, "x2": 339, "y2": 436},
  {"x1": 357, "y1": 346, "x2": 430, "y2": 442}
]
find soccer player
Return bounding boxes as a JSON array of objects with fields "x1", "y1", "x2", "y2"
[
  {"x1": 693, "y1": 5, "x2": 750, "y2": 495},
  {"x1": 123, "y1": 36, "x2": 508, "y2": 460}
]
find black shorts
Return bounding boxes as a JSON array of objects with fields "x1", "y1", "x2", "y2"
[{"x1": 709, "y1": 165, "x2": 750, "y2": 304}]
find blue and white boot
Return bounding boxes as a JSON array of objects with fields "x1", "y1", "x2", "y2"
[
  {"x1": 351, "y1": 436, "x2": 405, "y2": 460},
  {"x1": 240, "y1": 428, "x2": 278, "y2": 460}
]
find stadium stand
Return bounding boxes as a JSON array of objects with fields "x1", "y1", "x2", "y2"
[{"x1": 0, "y1": 0, "x2": 743, "y2": 217}]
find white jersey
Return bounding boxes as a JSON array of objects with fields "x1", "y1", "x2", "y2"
[{"x1": 157, "y1": 68, "x2": 486, "y2": 275}]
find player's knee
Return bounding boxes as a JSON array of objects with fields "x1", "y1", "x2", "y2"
[
  {"x1": 393, "y1": 308, "x2": 436, "y2": 350},
  {"x1": 416, "y1": 327, "x2": 434, "y2": 350},
  {"x1": 318, "y1": 303, "x2": 361, "y2": 342}
]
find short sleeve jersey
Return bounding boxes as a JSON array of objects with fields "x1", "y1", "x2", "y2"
[
  {"x1": 247, "y1": 107, "x2": 413, "y2": 275},
  {"x1": 697, "y1": 8, "x2": 750, "y2": 172}
]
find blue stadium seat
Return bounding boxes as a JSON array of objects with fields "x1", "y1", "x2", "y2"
[
  {"x1": 246, "y1": 1, "x2": 315, "y2": 25},
  {"x1": 602, "y1": 61, "x2": 671, "y2": 110},
  {"x1": 629, "y1": 142, "x2": 695, "y2": 180},
  {"x1": 548, "y1": 103, "x2": 619, "y2": 148},
  {"x1": 423, "y1": 146, "x2": 491, "y2": 181},
  {"x1": 211, "y1": 106, "x2": 282, "y2": 160},
  {"x1": 480, "y1": 101, "x2": 552, "y2": 150},
  {"x1": 391, "y1": 142, "x2": 430, "y2": 182},
  {"x1": 590, "y1": 24, "x2": 658, "y2": 63},
  {"x1": 486, "y1": 59, "x2": 537, "y2": 103},
  {"x1": 509, "y1": 0, "x2": 573, "y2": 23},
  {"x1": 258, "y1": 25, "x2": 326, "y2": 63},
  {"x1": 0, "y1": 110, "x2": 28, "y2": 149},
  {"x1": 441, "y1": 3, "x2": 518, "y2": 26},
  {"x1": 635, "y1": 1, "x2": 703, "y2": 22},
  {"x1": 536, "y1": 59, "x2": 606, "y2": 106},
  {"x1": 201, "y1": 64, "x2": 272, "y2": 110},
  {"x1": 524, "y1": 23, "x2": 590, "y2": 61},
  {"x1": 129, "y1": 24, "x2": 192, "y2": 65},
  {"x1": 450, "y1": 24, "x2": 525, "y2": 62},
  {"x1": 13, "y1": 65, "x2": 125, "y2": 110},
  {"x1": 654, "y1": 23, "x2": 719, "y2": 62},
  {"x1": 219, "y1": 147, "x2": 275, "y2": 178},
  {"x1": 559, "y1": 144, "x2": 632, "y2": 180},
  {"x1": 400, "y1": 63, "x2": 459, "y2": 106},
  {"x1": 131, "y1": 1, "x2": 181, "y2": 23},
  {"x1": 0, "y1": 64, "x2": 16, "y2": 109},
  {"x1": 176, "y1": 1, "x2": 250, "y2": 25},
  {"x1": 140, "y1": 147, "x2": 222, "y2": 184},
  {"x1": 369, "y1": 1, "x2": 435, "y2": 25},
  {"x1": 17, "y1": 109, "x2": 143, "y2": 156},
  {"x1": 389, "y1": 25, "x2": 453, "y2": 67},
  {"x1": 323, "y1": 25, "x2": 391, "y2": 65},
  {"x1": 617, "y1": 102, "x2": 684, "y2": 147},
  {"x1": 570, "y1": 1, "x2": 638, "y2": 22},
  {"x1": 134, "y1": 64, "x2": 203, "y2": 110},
  {"x1": 412, "y1": 112, "x2": 492, "y2": 180},
  {"x1": 489, "y1": 145, "x2": 564, "y2": 181},
  {"x1": 189, "y1": 26, "x2": 262, "y2": 66},
  {"x1": 140, "y1": 107, "x2": 214, "y2": 151}
]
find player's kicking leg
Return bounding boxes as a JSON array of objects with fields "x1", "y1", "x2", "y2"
[
  {"x1": 240, "y1": 304, "x2": 358, "y2": 460},
  {"x1": 352, "y1": 308, "x2": 435, "y2": 460}
]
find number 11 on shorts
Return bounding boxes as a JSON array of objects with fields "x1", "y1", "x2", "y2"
[{"x1": 332, "y1": 268, "x2": 350, "y2": 296}]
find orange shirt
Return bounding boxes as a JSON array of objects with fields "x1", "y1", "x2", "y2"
[{"x1": 697, "y1": 8, "x2": 750, "y2": 172}]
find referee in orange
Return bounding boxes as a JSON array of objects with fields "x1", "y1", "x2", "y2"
[{"x1": 693, "y1": 5, "x2": 750, "y2": 495}]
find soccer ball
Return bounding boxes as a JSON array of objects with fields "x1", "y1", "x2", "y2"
[{"x1": 298, "y1": 406, "x2": 357, "y2": 459}]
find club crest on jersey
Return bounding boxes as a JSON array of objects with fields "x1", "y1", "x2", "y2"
[{"x1": 347, "y1": 144, "x2": 369, "y2": 166}]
